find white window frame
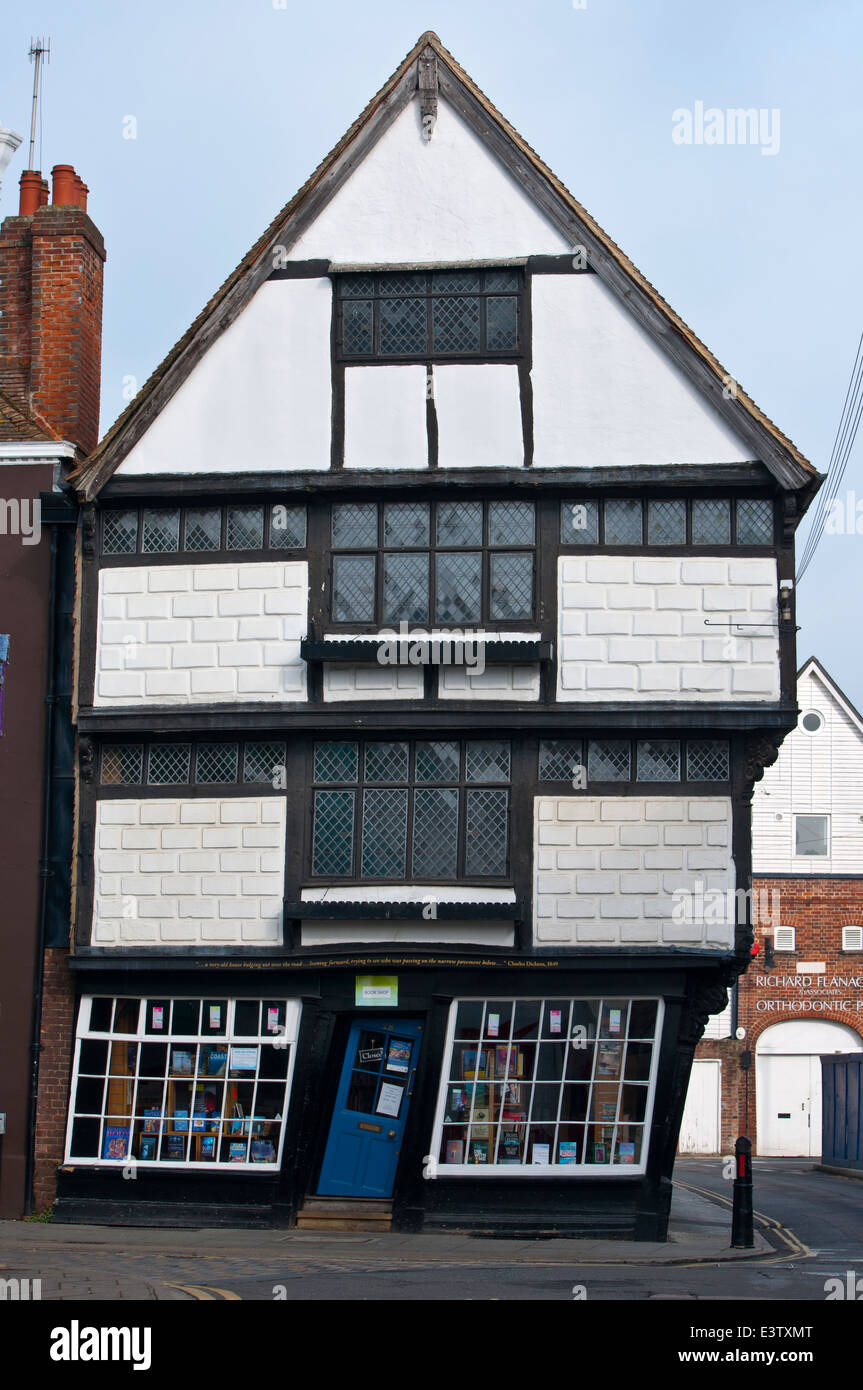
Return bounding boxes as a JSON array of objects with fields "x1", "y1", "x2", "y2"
[
  {"x1": 774, "y1": 926, "x2": 796, "y2": 952},
  {"x1": 842, "y1": 926, "x2": 863, "y2": 952},
  {"x1": 64, "y1": 996, "x2": 301, "y2": 1171},
  {"x1": 793, "y1": 813, "x2": 830, "y2": 858},
  {"x1": 428, "y1": 995, "x2": 664, "y2": 1178}
]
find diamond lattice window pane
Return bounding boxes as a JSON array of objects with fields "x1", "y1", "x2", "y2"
[
  {"x1": 101, "y1": 744, "x2": 144, "y2": 785},
  {"x1": 604, "y1": 499, "x2": 643, "y2": 545},
  {"x1": 340, "y1": 274, "x2": 376, "y2": 298},
  {"x1": 432, "y1": 296, "x2": 481, "y2": 353},
  {"x1": 431, "y1": 271, "x2": 481, "y2": 294},
  {"x1": 195, "y1": 743, "x2": 239, "y2": 783},
  {"x1": 184, "y1": 507, "x2": 222, "y2": 552},
  {"x1": 333, "y1": 555, "x2": 376, "y2": 622},
  {"x1": 312, "y1": 791, "x2": 355, "y2": 876},
  {"x1": 314, "y1": 742, "x2": 359, "y2": 784},
  {"x1": 435, "y1": 552, "x2": 481, "y2": 623},
  {"x1": 692, "y1": 499, "x2": 731, "y2": 545},
  {"x1": 488, "y1": 501, "x2": 535, "y2": 546},
  {"x1": 141, "y1": 509, "x2": 180, "y2": 554},
  {"x1": 384, "y1": 503, "x2": 430, "y2": 548},
  {"x1": 736, "y1": 498, "x2": 773, "y2": 545},
  {"x1": 436, "y1": 501, "x2": 483, "y2": 547},
  {"x1": 415, "y1": 740, "x2": 460, "y2": 783},
  {"x1": 147, "y1": 744, "x2": 192, "y2": 784},
  {"x1": 486, "y1": 296, "x2": 518, "y2": 349},
  {"x1": 538, "y1": 740, "x2": 583, "y2": 782},
  {"x1": 380, "y1": 298, "x2": 427, "y2": 355},
  {"x1": 269, "y1": 505, "x2": 306, "y2": 548},
  {"x1": 243, "y1": 742, "x2": 287, "y2": 783},
  {"x1": 412, "y1": 788, "x2": 459, "y2": 877},
  {"x1": 226, "y1": 505, "x2": 264, "y2": 550},
  {"x1": 484, "y1": 269, "x2": 520, "y2": 292},
  {"x1": 364, "y1": 742, "x2": 410, "y2": 783},
  {"x1": 102, "y1": 511, "x2": 138, "y2": 555},
  {"x1": 588, "y1": 741, "x2": 631, "y2": 781},
  {"x1": 341, "y1": 299, "x2": 374, "y2": 355},
  {"x1": 490, "y1": 552, "x2": 533, "y2": 619},
  {"x1": 687, "y1": 740, "x2": 730, "y2": 781},
  {"x1": 636, "y1": 740, "x2": 681, "y2": 782},
  {"x1": 383, "y1": 552, "x2": 429, "y2": 623},
  {"x1": 332, "y1": 503, "x2": 378, "y2": 548},
  {"x1": 465, "y1": 789, "x2": 508, "y2": 875},
  {"x1": 647, "y1": 500, "x2": 686, "y2": 546},
  {"x1": 380, "y1": 273, "x2": 428, "y2": 296},
  {"x1": 361, "y1": 788, "x2": 408, "y2": 877},
  {"x1": 560, "y1": 501, "x2": 600, "y2": 545},
  {"x1": 466, "y1": 740, "x2": 511, "y2": 783}
]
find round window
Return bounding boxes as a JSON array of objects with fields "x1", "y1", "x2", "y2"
[{"x1": 801, "y1": 711, "x2": 823, "y2": 733}]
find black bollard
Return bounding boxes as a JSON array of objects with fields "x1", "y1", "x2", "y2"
[{"x1": 731, "y1": 1135, "x2": 754, "y2": 1248}]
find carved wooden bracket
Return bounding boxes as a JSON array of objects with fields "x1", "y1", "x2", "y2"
[
  {"x1": 79, "y1": 735, "x2": 96, "y2": 784},
  {"x1": 418, "y1": 50, "x2": 438, "y2": 140},
  {"x1": 82, "y1": 506, "x2": 97, "y2": 559},
  {"x1": 743, "y1": 733, "x2": 781, "y2": 788}
]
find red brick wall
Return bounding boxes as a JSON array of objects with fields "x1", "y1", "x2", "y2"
[
  {"x1": 739, "y1": 876, "x2": 863, "y2": 1151},
  {"x1": 32, "y1": 949, "x2": 76, "y2": 1212}
]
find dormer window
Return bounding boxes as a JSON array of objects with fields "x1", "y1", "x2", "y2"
[{"x1": 336, "y1": 268, "x2": 523, "y2": 362}]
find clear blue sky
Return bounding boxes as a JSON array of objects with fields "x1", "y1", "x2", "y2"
[{"x1": 3, "y1": 0, "x2": 861, "y2": 702}]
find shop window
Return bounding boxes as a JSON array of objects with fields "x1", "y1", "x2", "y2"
[
  {"x1": 66, "y1": 997, "x2": 301, "y2": 1170},
  {"x1": 794, "y1": 814, "x2": 829, "y2": 857},
  {"x1": 311, "y1": 738, "x2": 511, "y2": 881},
  {"x1": 432, "y1": 997, "x2": 662, "y2": 1173}
]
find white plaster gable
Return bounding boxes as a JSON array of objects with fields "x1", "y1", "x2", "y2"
[
  {"x1": 532, "y1": 275, "x2": 753, "y2": 468},
  {"x1": 115, "y1": 279, "x2": 333, "y2": 477},
  {"x1": 290, "y1": 97, "x2": 569, "y2": 263}
]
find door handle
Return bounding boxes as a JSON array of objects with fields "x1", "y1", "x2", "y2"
[{"x1": 388, "y1": 1130, "x2": 396, "y2": 1138}]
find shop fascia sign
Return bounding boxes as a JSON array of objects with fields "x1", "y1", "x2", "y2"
[
  {"x1": 355, "y1": 975, "x2": 398, "y2": 1007},
  {"x1": 753, "y1": 965, "x2": 863, "y2": 1013}
]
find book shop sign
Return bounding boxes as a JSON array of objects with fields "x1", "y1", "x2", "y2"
[
  {"x1": 754, "y1": 972, "x2": 863, "y2": 1014},
  {"x1": 356, "y1": 975, "x2": 398, "y2": 1007}
]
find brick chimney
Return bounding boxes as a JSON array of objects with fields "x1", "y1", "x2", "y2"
[{"x1": 0, "y1": 164, "x2": 105, "y2": 455}]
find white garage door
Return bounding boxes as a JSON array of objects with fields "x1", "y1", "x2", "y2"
[
  {"x1": 679, "y1": 1059, "x2": 721, "y2": 1153},
  {"x1": 756, "y1": 1020, "x2": 863, "y2": 1157}
]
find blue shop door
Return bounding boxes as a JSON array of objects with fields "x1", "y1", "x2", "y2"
[{"x1": 317, "y1": 1018, "x2": 423, "y2": 1198}]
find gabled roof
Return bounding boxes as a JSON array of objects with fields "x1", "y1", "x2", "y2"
[
  {"x1": 798, "y1": 656, "x2": 863, "y2": 739},
  {"x1": 0, "y1": 388, "x2": 59, "y2": 444},
  {"x1": 71, "y1": 31, "x2": 821, "y2": 502}
]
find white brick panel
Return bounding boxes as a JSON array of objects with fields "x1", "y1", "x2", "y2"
[
  {"x1": 91, "y1": 797, "x2": 286, "y2": 946},
  {"x1": 533, "y1": 796, "x2": 735, "y2": 949},
  {"x1": 322, "y1": 663, "x2": 424, "y2": 702},
  {"x1": 95, "y1": 562, "x2": 308, "y2": 705},
  {"x1": 437, "y1": 663, "x2": 540, "y2": 700},
  {"x1": 556, "y1": 555, "x2": 779, "y2": 701}
]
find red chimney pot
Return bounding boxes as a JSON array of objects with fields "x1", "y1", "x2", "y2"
[
  {"x1": 38, "y1": 179, "x2": 49, "y2": 207},
  {"x1": 18, "y1": 171, "x2": 42, "y2": 217},
  {"x1": 51, "y1": 164, "x2": 78, "y2": 207}
]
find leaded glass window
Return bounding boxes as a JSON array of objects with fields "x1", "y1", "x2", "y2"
[
  {"x1": 183, "y1": 508, "x2": 222, "y2": 552},
  {"x1": 337, "y1": 269, "x2": 522, "y2": 361},
  {"x1": 226, "y1": 505, "x2": 264, "y2": 551},
  {"x1": 330, "y1": 501, "x2": 536, "y2": 627},
  {"x1": 588, "y1": 741, "x2": 631, "y2": 782},
  {"x1": 310, "y1": 739, "x2": 512, "y2": 881},
  {"x1": 647, "y1": 500, "x2": 686, "y2": 546},
  {"x1": 736, "y1": 498, "x2": 773, "y2": 545},
  {"x1": 195, "y1": 743, "x2": 239, "y2": 784},
  {"x1": 686, "y1": 741, "x2": 730, "y2": 781},
  {"x1": 102, "y1": 511, "x2": 138, "y2": 555},
  {"x1": 101, "y1": 744, "x2": 144, "y2": 785},
  {"x1": 691, "y1": 499, "x2": 731, "y2": 545},
  {"x1": 560, "y1": 501, "x2": 599, "y2": 545},
  {"x1": 636, "y1": 740, "x2": 681, "y2": 782},
  {"x1": 604, "y1": 499, "x2": 642, "y2": 546},
  {"x1": 147, "y1": 744, "x2": 192, "y2": 785},
  {"x1": 141, "y1": 509, "x2": 180, "y2": 554},
  {"x1": 538, "y1": 740, "x2": 584, "y2": 782}
]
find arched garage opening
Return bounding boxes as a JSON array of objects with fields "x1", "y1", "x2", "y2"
[{"x1": 756, "y1": 1020, "x2": 863, "y2": 1156}]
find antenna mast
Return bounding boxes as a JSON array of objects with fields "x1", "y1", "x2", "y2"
[{"x1": 28, "y1": 37, "x2": 50, "y2": 171}]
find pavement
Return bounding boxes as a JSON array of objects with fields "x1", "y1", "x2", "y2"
[{"x1": 0, "y1": 1181, "x2": 779, "y2": 1300}]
